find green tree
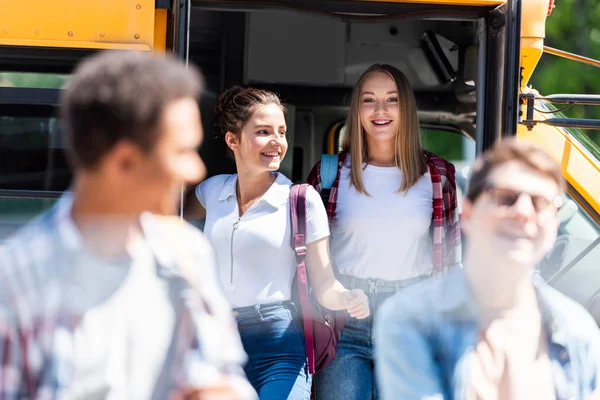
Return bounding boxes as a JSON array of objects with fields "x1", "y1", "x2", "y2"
[{"x1": 531, "y1": 0, "x2": 600, "y2": 147}]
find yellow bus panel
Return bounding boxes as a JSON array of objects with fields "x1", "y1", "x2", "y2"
[
  {"x1": 517, "y1": 111, "x2": 600, "y2": 219},
  {"x1": 153, "y1": 9, "x2": 168, "y2": 53},
  {"x1": 0, "y1": 0, "x2": 156, "y2": 51},
  {"x1": 520, "y1": 0, "x2": 550, "y2": 87}
]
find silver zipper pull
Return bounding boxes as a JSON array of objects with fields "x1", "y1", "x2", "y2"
[{"x1": 229, "y1": 217, "x2": 241, "y2": 287}]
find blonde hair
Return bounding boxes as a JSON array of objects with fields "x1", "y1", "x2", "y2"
[{"x1": 342, "y1": 64, "x2": 426, "y2": 194}]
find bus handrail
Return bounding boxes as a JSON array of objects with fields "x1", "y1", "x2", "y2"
[
  {"x1": 535, "y1": 118, "x2": 600, "y2": 130},
  {"x1": 520, "y1": 93, "x2": 600, "y2": 130},
  {"x1": 543, "y1": 46, "x2": 600, "y2": 69},
  {"x1": 542, "y1": 94, "x2": 600, "y2": 106}
]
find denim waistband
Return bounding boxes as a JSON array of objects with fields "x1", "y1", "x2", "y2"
[
  {"x1": 232, "y1": 300, "x2": 297, "y2": 320},
  {"x1": 338, "y1": 274, "x2": 430, "y2": 295}
]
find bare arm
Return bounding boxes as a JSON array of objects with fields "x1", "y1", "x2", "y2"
[
  {"x1": 305, "y1": 236, "x2": 369, "y2": 319},
  {"x1": 587, "y1": 391, "x2": 600, "y2": 400},
  {"x1": 171, "y1": 376, "x2": 257, "y2": 400}
]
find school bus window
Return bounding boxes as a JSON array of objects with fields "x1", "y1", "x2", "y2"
[
  {"x1": 536, "y1": 101, "x2": 600, "y2": 164},
  {"x1": 540, "y1": 190, "x2": 600, "y2": 321},
  {"x1": 421, "y1": 127, "x2": 475, "y2": 164},
  {"x1": 0, "y1": 196, "x2": 58, "y2": 241},
  {"x1": 0, "y1": 72, "x2": 69, "y2": 89},
  {"x1": 0, "y1": 111, "x2": 71, "y2": 192},
  {"x1": 539, "y1": 191, "x2": 600, "y2": 281}
]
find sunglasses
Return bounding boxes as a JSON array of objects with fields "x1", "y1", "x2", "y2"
[{"x1": 484, "y1": 184, "x2": 563, "y2": 212}]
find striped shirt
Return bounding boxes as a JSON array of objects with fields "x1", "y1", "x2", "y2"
[{"x1": 307, "y1": 150, "x2": 462, "y2": 274}]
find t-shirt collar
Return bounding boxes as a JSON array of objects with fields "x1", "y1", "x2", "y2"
[{"x1": 217, "y1": 172, "x2": 291, "y2": 209}]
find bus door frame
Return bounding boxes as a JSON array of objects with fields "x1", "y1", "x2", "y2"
[
  {"x1": 173, "y1": 0, "x2": 192, "y2": 61},
  {"x1": 476, "y1": 0, "x2": 522, "y2": 155}
]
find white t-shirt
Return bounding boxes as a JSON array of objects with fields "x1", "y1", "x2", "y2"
[
  {"x1": 56, "y1": 213, "x2": 252, "y2": 399},
  {"x1": 197, "y1": 173, "x2": 330, "y2": 308},
  {"x1": 65, "y1": 240, "x2": 175, "y2": 400},
  {"x1": 330, "y1": 158, "x2": 434, "y2": 281}
]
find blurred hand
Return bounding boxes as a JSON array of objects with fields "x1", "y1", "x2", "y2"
[
  {"x1": 341, "y1": 289, "x2": 370, "y2": 319},
  {"x1": 170, "y1": 378, "x2": 254, "y2": 400},
  {"x1": 587, "y1": 390, "x2": 600, "y2": 400}
]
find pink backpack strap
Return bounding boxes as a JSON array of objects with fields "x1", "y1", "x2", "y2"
[{"x1": 289, "y1": 183, "x2": 316, "y2": 374}]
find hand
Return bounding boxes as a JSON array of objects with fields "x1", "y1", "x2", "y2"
[
  {"x1": 170, "y1": 378, "x2": 255, "y2": 400},
  {"x1": 170, "y1": 385, "x2": 241, "y2": 400},
  {"x1": 341, "y1": 289, "x2": 370, "y2": 319},
  {"x1": 587, "y1": 390, "x2": 600, "y2": 400}
]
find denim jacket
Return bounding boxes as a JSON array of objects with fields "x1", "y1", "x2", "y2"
[{"x1": 374, "y1": 269, "x2": 600, "y2": 400}]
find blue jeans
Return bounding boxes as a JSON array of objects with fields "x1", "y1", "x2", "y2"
[
  {"x1": 314, "y1": 274, "x2": 429, "y2": 400},
  {"x1": 235, "y1": 301, "x2": 311, "y2": 400}
]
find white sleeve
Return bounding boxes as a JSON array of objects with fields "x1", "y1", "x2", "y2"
[
  {"x1": 195, "y1": 183, "x2": 206, "y2": 208},
  {"x1": 196, "y1": 175, "x2": 229, "y2": 208},
  {"x1": 305, "y1": 185, "x2": 330, "y2": 244}
]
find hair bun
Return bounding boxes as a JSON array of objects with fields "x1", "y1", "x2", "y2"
[
  {"x1": 214, "y1": 85, "x2": 246, "y2": 120},
  {"x1": 214, "y1": 85, "x2": 284, "y2": 138}
]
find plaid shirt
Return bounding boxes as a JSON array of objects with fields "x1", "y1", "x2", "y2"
[
  {"x1": 0, "y1": 194, "x2": 253, "y2": 399},
  {"x1": 307, "y1": 151, "x2": 462, "y2": 274}
]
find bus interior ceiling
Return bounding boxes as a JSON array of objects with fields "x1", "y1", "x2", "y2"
[
  {"x1": 0, "y1": 3, "x2": 485, "y2": 191},
  {"x1": 189, "y1": 5, "x2": 481, "y2": 182}
]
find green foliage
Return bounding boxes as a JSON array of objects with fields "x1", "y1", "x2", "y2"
[
  {"x1": 530, "y1": 0, "x2": 600, "y2": 148},
  {"x1": 0, "y1": 72, "x2": 67, "y2": 89}
]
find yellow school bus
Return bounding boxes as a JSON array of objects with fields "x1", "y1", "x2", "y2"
[{"x1": 1, "y1": 0, "x2": 599, "y2": 321}]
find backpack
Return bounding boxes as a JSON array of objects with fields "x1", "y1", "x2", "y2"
[
  {"x1": 318, "y1": 154, "x2": 340, "y2": 204},
  {"x1": 290, "y1": 183, "x2": 345, "y2": 375}
]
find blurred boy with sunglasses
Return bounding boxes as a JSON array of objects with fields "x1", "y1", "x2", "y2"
[{"x1": 375, "y1": 138, "x2": 600, "y2": 400}]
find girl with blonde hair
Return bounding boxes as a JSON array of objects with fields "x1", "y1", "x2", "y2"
[{"x1": 307, "y1": 64, "x2": 462, "y2": 399}]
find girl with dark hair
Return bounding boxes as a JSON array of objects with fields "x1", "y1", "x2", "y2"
[{"x1": 190, "y1": 86, "x2": 370, "y2": 400}]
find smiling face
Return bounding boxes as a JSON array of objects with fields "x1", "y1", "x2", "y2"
[
  {"x1": 225, "y1": 103, "x2": 287, "y2": 174},
  {"x1": 462, "y1": 161, "x2": 561, "y2": 270},
  {"x1": 359, "y1": 71, "x2": 400, "y2": 145}
]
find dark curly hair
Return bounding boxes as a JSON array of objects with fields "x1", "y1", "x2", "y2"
[
  {"x1": 214, "y1": 86, "x2": 286, "y2": 139},
  {"x1": 62, "y1": 50, "x2": 203, "y2": 169}
]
